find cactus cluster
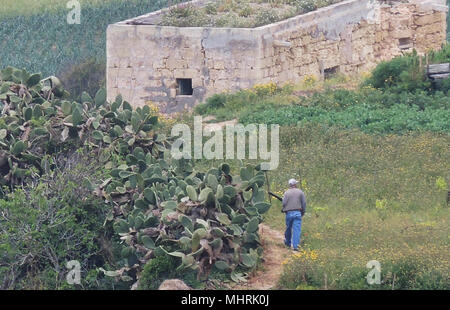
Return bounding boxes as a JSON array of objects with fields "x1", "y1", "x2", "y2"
[
  {"x1": 0, "y1": 66, "x2": 166, "y2": 193},
  {"x1": 107, "y1": 157, "x2": 271, "y2": 283},
  {"x1": 0, "y1": 66, "x2": 271, "y2": 286}
]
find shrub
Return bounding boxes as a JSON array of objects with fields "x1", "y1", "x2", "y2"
[
  {"x1": 157, "y1": 0, "x2": 347, "y2": 28},
  {"x1": 160, "y1": 3, "x2": 210, "y2": 27},
  {"x1": 204, "y1": 3, "x2": 218, "y2": 15},
  {"x1": 238, "y1": 90, "x2": 450, "y2": 134},
  {"x1": 254, "y1": 9, "x2": 279, "y2": 27},
  {"x1": 59, "y1": 58, "x2": 106, "y2": 102},
  {"x1": 0, "y1": 154, "x2": 115, "y2": 289},
  {"x1": 297, "y1": 0, "x2": 318, "y2": 13},
  {"x1": 363, "y1": 52, "x2": 431, "y2": 92},
  {"x1": 364, "y1": 45, "x2": 450, "y2": 93},
  {"x1": 435, "y1": 76, "x2": 450, "y2": 93},
  {"x1": 138, "y1": 255, "x2": 179, "y2": 290},
  {"x1": 195, "y1": 81, "x2": 449, "y2": 134},
  {"x1": 238, "y1": 5, "x2": 253, "y2": 18},
  {"x1": 194, "y1": 93, "x2": 228, "y2": 115}
]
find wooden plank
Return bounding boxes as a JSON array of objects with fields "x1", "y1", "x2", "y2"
[
  {"x1": 429, "y1": 73, "x2": 450, "y2": 80},
  {"x1": 427, "y1": 63, "x2": 450, "y2": 75}
]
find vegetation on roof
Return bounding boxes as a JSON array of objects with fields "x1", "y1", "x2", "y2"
[{"x1": 158, "y1": 0, "x2": 345, "y2": 28}]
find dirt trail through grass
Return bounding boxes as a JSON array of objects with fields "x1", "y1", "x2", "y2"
[
  {"x1": 200, "y1": 119, "x2": 292, "y2": 290},
  {"x1": 233, "y1": 224, "x2": 291, "y2": 290}
]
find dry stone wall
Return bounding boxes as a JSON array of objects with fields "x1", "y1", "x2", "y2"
[{"x1": 106, "y1": 0, "x2": 448, "y2": 113}]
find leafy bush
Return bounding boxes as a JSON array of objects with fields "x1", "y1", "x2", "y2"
[
  {"x1": 364, "y1": 46, "x2": 450, "y2": 93},
  {"x1": 0, "y1": 155, "x2": 115, "y2": 289},
  {"x1": 194, "y1": 93, "x2": 231, "y2": 116},
  {"x1": 105, "y1": 158, "x2": 269, "y2": 286},
  {"x1": 138, "y1": 255, "x2": 179, "y2": 290},
  {"x1": 194, "y1": 82, "x2": 285, "y2": 121},
  {"x1": 160, "y1": 3, "x2": 210, "y2": 27},
  {"x1": 254, "y1": 9, "x2": 280, "y2": 27},
  {"x1": 239, "y1": 100, "x2": 450, "y2": 134},
  {"x1": 363, "y1": 52, "x2": 430, "y2": 92},
  {"x1": 297, "y1": 0, "x2": 318, "y2": 13},
  {"x1": 435, "y1": 76, "x2": 450, "y2": 93}
]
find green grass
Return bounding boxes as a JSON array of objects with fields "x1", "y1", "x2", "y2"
[
  {"x1": 2, "y1": 0, "x2": 449, "y2": 290},
  {"x1": 0, "y1": 0, "x2": 169, "y2": 77},
  {"x1": 194, "y1": 83, "x2": 450, "y2": 134},
  {"x1": 1, "y1": 0, "x2": 67, "y2": 17},
  {"x1": 0, "y1": 0, "x2": 120, "y2": 17},
  {"x1": 192, "y1": 124, "x2": 449, "y2": 289},
  {"x1": 188, "y1": 52, "x2": 450, "y2": 288}
]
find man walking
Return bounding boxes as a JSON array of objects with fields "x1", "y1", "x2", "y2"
[{"x1": 282, "y1": 179, "x2": 306, "y2": 251}]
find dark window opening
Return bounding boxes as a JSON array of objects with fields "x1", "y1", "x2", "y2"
[
  {"x1": 324, "y1": 66, "x2": 339, "y2": 80},
  {"x1": 399, "y1": 38, "x2": 413, "y2": 50},
  {"x1": 176, "y1": 78, "x2": 193, "y2": 96}
]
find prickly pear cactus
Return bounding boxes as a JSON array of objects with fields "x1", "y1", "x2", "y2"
[
  {"x1": 0, "y1": 66, "x2": 166, "y2": 194},
  {"x1": 104, "y1": 157, "x2": 271, "y2": 283},
  {"x1": 0, "y1": 66, "x2": 271, "y2": 286}
]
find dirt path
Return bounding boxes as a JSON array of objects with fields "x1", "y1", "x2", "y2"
[
  {"x1": 202, "y1": 116, "x2": 291, "y2": 290},
  {"x1": 203, "y1": 117, "x2": 238, "y2": 132},
  {"x1": 233, "y1": 224, "x2": 291, "y2": 290}
]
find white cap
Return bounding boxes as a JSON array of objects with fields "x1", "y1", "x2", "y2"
[{"x1": 288, "y1": 179, "x2": 298, "y2": 186}]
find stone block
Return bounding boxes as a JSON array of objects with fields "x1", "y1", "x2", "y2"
[
  {"x1": 415, "y1": 13, "x2": 441, "y2": 26},
  {"x1": 118, "y1": 68, "x2": 133, "y2": 77}
]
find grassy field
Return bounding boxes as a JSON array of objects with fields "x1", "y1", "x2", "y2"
[
  {"x1": 189, "y1": 123, "x2": 449, "y2": 289},
  {"x1": 194, "y1": 76, "x2": 450, "y2": 134},
  {"x1": 267, "y1": 126, "x2": 449, "y2": 289},
  {"x1": 0, "y1": 0, "x2": 169, "y2": 77},
  {"x1": 0, "y1": 0, "x2": 120, "y2": 17},
  {"x1": 188, "y1": 126, "x2": 449, "y2": 290},
  {"x1": 1, "y1": 0, "x2": 448, "y2": 79},
  {"x1": 184, "y1": 57, "x2": 450, "y2": 288}
]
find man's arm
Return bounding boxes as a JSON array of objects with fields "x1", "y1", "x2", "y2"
[
  {"x1": 282, "y1": 194, "x2": 287, "y2": 208},
  {"x1": 300, "y1": 193, "x2": 306, "y2": 216}
]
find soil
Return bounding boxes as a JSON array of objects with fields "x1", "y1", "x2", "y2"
[
  {"x1": 232, "y1": 224, "x2": 291, "y2": 290},
  {"x1": 202, "y1": 115, "x2": 291, "y2": 290}
]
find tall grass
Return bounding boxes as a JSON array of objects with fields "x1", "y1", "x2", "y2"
[
  {"x1": 273, "y1": 125, "x2": 449, "y2": 289},
  {"x1": 194, "y1": 124, "x2": 449, "y2": 289}
]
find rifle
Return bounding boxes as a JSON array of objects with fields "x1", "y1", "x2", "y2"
[
  {"x1": 268, "y1": 191, "x2": 283, "y2": 202},
  {"x1": 268, "y1": 191, "x2": 284, "y2": 213}
]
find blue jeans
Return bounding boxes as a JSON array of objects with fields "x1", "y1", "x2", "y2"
[{"x1": 284, "y1": 210, "x2": 302, "y2": 250}]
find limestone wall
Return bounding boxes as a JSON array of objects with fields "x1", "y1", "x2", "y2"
[
  {"x1": 106, "y1": 0, "x2": 448, "y2": 113},
  {"x1": 257, "y1": 0, "x2": 447, "y2": 84},
  {"x1": 107, "y1": 24, "x2": 261, "y2": 113}
]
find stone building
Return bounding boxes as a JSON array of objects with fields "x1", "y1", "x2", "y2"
[{"x1": 106, "y1": 0, "x2": 448, "y2": 113}]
